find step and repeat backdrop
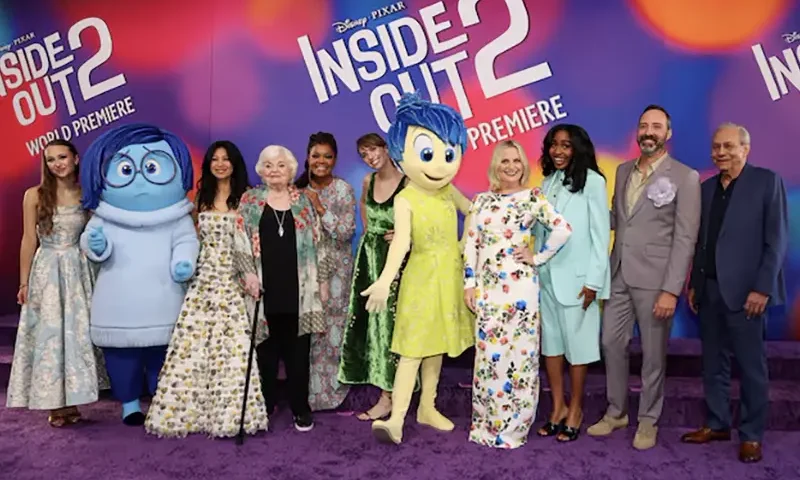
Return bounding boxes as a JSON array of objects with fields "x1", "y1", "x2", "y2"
[{"x1": 1, "y1": 0, "x2": 799, "y2": 339}]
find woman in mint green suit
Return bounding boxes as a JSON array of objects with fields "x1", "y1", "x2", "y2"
[{"x1": 533, "y1": 124, "x2": 610, "y2": 442}]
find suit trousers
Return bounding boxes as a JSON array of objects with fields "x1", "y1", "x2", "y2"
[
  {"x1": 699, "y1": 278, "x2": 768, "y2": 442},
  {"x1": 601, "y1": 271, "x2": 672, "y2": 424},
  {"x1": 256, "y1": 312, "x2": 312, "y2": 417}
]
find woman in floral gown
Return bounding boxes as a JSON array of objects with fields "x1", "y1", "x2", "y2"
[
  {"x1": 145, "y1": 141, "x2": 268, "y2": 438},
  {"x1": 296, "y1": 132, "x2": 355, "y2": 411},
  {"x1": 463, "y1": 140, "x2": 572, "y2": 449},
  {"x1": 8, "y1": 139, "x2": 107, "y2": 427}
]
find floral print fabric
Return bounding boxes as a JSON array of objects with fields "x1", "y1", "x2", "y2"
[
  {"x1": 237, "y1": 185, "x2": 326, "y2": 341},
  {"x1": 463, "y1": 188, "x2": 571, "y2": 449}
]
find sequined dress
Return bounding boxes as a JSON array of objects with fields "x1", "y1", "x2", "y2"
[{"x1": 145, "y1": 212, "x2": 268, "y2": 438}]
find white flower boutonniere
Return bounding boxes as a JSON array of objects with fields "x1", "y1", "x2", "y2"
[{"x1": 646, "y1": 176, "x2": 676, "y2": 208}]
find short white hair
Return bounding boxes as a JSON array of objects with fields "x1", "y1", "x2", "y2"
[
  {"x1": 255, "y1": 145, "x2": 298, "y2": 180},
  {"x1": 715, "y1": 122, "x2": 751, "y2": 146}
]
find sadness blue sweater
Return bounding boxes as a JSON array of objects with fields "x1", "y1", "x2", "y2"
[{"x1": 80, "y1": 199, "x2": 199, "y2": 348}]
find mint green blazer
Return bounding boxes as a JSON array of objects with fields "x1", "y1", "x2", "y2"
[{"x1": 534, "y1": 169, "x2": 611, "y2": 305}]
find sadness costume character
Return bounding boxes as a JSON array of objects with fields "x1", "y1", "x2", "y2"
[
  {"x1": 362, "y1": 93, "x2": 474, "y2": 444},
  {"x1": 79, "y1": 123, "x2": 199, "y2": 425}
]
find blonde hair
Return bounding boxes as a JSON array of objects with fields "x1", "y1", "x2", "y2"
[
  {"x1": 255, "y1": 145, "x2": 298, "y2": 180},
  {"x1": 488, "y1": 140, "x2": 531, "y2": 191}
]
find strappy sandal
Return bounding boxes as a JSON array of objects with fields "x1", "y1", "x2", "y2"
[
  {"x1": 63, "y1": 411, "x2": 82, "y2": 425},
  {"x1": 48, "y1": 408, "x2": 81, "y2": 427},
  {"x1": 557, "y1": 414, "x2": 583, "y2": 443},
  {"x1": 557, "y1": 425, "x2": 581, "y2": 442},
  {"x1": 356, "y1": 400, "x2": 392, "y2": 421},
  {"x1": 537, "y1": 417, "x2": 566, "y2": 437},
  {"x1": 48, "y1": 414, "x2": 68, "y2": 428}
]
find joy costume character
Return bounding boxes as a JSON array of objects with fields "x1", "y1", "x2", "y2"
[
  {"x1": 362, "y1": 93, "x2": 474, "y2": 444},
  {"x1": 79, "y1": 123, "x2": 199, "y2": 425}
]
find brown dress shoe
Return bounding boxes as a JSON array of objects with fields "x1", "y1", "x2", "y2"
[
  {"x1": 739, "y1": 442, "x2": 762, "y2": 463},
  {"x1": 680, "y1": 427, "x2": 731, "y2": 444}
]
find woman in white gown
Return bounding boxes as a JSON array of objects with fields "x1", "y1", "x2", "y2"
[{"x1": 463, "y1": 140, "x2": 572, "y2": 449}]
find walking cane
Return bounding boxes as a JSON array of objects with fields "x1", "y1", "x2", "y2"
[{"x1": 236, "y1": 293, "x2": 262, "y2": 446}]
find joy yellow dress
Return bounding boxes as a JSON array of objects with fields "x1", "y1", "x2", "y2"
[{"x1": 391, "y1": 185, "x2": 474, "y2": 358}]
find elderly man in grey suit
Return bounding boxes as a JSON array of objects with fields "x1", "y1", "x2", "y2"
[{"x1": 587, "y1": 105, "x2": 701, "y2": 450}]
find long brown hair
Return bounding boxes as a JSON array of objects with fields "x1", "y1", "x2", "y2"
[{"x1": 37, "y1": 139, "x2": 79, "y2": 235}]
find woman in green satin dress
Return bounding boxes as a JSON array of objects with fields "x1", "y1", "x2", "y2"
[{"x1": 338, "y1": 133, "x2": 408, "y2": 420}]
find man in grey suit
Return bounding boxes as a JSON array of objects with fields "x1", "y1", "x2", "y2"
[
  {"x1": 587, "y1": 105, "x2": 701, "y2": 450},
  {"x1": 681, "y1": 123, "x2": 788, "y2": 463}
]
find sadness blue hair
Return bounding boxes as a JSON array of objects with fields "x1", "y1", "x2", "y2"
[
  {"x1": 387, "y1": 92, "x2": 468, "y2": 163},
  {"x1": 80, "y1": 123, "x2": 194, "y2": 210}
]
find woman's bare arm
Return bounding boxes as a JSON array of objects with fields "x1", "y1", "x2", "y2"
[{"x1": 19, "y1": 188, "x2": 39, "y2": 287}]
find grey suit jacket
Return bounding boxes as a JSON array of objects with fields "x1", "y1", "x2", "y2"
[{"x1": 609, "y1": 154, "x2": 701, "y2": 296}]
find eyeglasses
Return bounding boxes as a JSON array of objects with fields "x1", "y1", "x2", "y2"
[{"x1": 102, "y1": 149, "x2": 178, "y2": 188}]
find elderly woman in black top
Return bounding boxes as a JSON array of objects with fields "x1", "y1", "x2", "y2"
[{"x1": 237, "y1": 145, "x2": 330, "y2": 432}]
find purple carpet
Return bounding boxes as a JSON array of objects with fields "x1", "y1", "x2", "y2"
[
  {"x1": 2, "y1": 393, "x2": 800, "y2": 480},
  {"x1": 3, "y1": 314, "x2": 800, "y2": 479},
  {"x1": 342, "y1": 367, "x2": 800, "y2": 430}
]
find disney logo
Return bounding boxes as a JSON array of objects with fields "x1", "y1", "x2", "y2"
[
  {"x1": 332, "y1": 17, "x2": 367, "y2": 34},
  {"x1": 783, "y1": 31, "x2": 800, "y2": 44}
]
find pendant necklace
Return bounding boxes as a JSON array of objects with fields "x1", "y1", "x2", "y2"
[{"x1": 273, "y1": 208, "x2": 287, "y2": 237}]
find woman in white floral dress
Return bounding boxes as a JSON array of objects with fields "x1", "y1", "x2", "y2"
[
  {"x1": 145, "y1": 141, "x2": 268, "y2": 438},
  {"x1": 463, "y1": 140, "x2": 572, "y2": 449}
]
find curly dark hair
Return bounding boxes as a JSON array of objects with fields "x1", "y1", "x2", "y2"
[
  {"x1": 295, "y1": 131, "x2": 338, "y2": 189},
  {"x1": 195, "y1": 141, "x2": 250, "y2": 212},
  {"x1": 540, "y1": 124, "x2": 604, "y2": 193}
]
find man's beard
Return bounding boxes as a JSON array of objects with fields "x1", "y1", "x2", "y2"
[{"x1": 638, "y1": 134, "x2": 664, "y2": 155}]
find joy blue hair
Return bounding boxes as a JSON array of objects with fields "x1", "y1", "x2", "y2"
[
  {"x1": 386, "y1": 92, "x2": 468, "y2": 162},
  {"x1": 80, "y1": 123, "x2": 194, "y2": 210}
]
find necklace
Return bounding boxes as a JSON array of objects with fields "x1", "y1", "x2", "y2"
[{"x1": 272, "y1": 208, "x2": 287, "y2": 237}]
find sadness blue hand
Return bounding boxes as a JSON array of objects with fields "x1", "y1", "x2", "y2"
[
  {"x1": 172, "y1": 261, "x2": 194, "y2": 282},
  {"x1": 87, "y1": 226, "x2": 107, "y2": 255}
]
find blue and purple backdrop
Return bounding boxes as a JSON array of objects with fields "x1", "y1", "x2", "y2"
[{"x1": 1, "y1": 0, "x2": 799, "y2": 339}]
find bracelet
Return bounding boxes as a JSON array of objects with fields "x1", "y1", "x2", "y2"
[{"x1": 19, "y1": 284, "x2": 27, "y2": 289}]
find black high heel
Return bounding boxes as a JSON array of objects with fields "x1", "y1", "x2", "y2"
[
  {"x1": 537, "y1": 418, "x2": 566, "y2": 437},
  {"x1": 557, "y1": 415, "x2": 583, "y2": 442},
  {"x1": 557, "y1": 425, "x2": 581, "y2": 442}
]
